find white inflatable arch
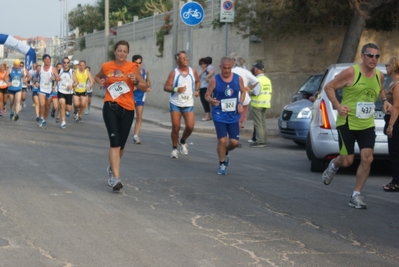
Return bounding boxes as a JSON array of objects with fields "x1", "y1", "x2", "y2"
[{"x1": 0, "y1": 33, "x2": 36, "y2": 70}]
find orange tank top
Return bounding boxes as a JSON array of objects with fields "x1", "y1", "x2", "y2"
[
  {"x1": 0, "y1": 71, "x2": 7, "y2": 89},
  {"x1": 102, "y1": 61, "x2": 138, "y2": 110}
]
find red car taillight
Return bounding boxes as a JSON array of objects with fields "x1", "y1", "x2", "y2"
[{"x1": 320, "y1": 99, "x2": 331, "y2": 129}]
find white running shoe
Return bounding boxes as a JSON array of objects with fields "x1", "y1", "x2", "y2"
[
  {"x1": 322, "y1": 159, "x2": 337, "y2": 185},
  {"x1": 133, "y1": 136, "x2": 141, "y2": 144},
  {"x1": 109, "y1": 177, "x2": 123, "y2": 191},
  {"x1": 107, "y1": 166, "x2": 114, "y2": 186},
  {"x1": 170, "y1": 149, "x2": 178, "y2": 159},
  {"x1": 348, "y1": 193, "x2": 367, "y2": 209},
  {"x1": 179, "y1": 143, "x2": 188, "y2": 155}
]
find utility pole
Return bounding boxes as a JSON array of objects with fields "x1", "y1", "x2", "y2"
[
  {"x1": 65, "y1": 0, "x2": 69, "y2": 58},
  {"x1": 172, "y1": 0, "x2": 178, "y2": 67},
  {"x1": 105, "y1": 0, "x2": 109, "y2": 62}
]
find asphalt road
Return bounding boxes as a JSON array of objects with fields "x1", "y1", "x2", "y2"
[{"x1": 0, "y1": 98, "x2": 398, "y2": 267}]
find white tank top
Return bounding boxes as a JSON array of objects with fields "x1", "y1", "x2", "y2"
[
  {"x1": 169, "y1": 67, "x2": 195, "y2": 107},
  {"x1": 39, "y1": 66, "x2": 53, "y2": 94},
  {"x1": 58, "y1": 69, "x2": 74, "y2": 94}
]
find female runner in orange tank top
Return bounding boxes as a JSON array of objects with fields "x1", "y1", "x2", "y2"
[{"x1": 95, "y1": 40, "x2": 148, "y2": 191}]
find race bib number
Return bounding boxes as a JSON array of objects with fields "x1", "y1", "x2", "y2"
[
  {"x1": 0, "y1": 80, "x2": 6, "y2": 86},
  {"x1": 356, "y1": 102, "x2": 375, "y2": 119},
  {"x1": 40, "y1": 82, "x2": 52, "y2": 93},
  {"x1": 12, "y1": 80, "x2": 20, "y2": 87},
  {"x1": 108, "y1": 81, "x2": 130, "y2": 99},
  {"x1": 178, "y1": 93, "x2": 192, "y2": 103},
  {"x1": 59, "y1": 82, "x2": 68, "y2": 90},
  {"x1": 221, "y1": 98, "x2": 237, "y2": 112},
  {"x1": 77, "y1": 83, "x2": 85, "y2": 89}
]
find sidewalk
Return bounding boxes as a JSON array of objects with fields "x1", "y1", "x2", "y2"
[{"x1": 90, "y1": 96, "x2": 279, "y2": 137}]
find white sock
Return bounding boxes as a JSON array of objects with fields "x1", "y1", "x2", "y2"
[{"x1": 352, "y1": 191, "x2": 360, "y2": 197}]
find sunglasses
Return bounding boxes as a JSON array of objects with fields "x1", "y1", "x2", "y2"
[
  {"x1": 363, "y1": 53, "x2": 380, "y2": 59},
  {"x1": 63, "y1": 61, "x2": 70, "y2": 64}
]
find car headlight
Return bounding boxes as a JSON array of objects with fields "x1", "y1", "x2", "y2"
[{"x1": 297, "y1": 107, "x2": 312, "y2": 118}]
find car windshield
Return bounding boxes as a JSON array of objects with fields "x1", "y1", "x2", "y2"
[
  {"x1": 298, "y1": 75, "x2": 324, "y2": 95},
  {"x1": 334, "y1": 74, "x2": 392, "y2": 111}
]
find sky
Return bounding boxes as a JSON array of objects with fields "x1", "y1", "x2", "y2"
[{"x1": 0, "y1": 0, "x2": 97, "y2": 38}]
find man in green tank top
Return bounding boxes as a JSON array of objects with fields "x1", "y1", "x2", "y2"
[{"x1": 322, "y1": 43, "x2": 390, "y2": 209}]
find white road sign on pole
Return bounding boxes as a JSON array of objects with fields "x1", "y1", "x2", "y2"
[{"x1": 220, "y1": 0, "x2": 235, "y2": 23}]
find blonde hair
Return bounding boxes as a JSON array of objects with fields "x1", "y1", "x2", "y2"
[{"x1": 387, "y1": 56, "x2": 399, "y2": 74}]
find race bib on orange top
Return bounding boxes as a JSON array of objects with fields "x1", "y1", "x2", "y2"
[{"x1": 107, "y1": 81, "x2": 130, "y2": 100}]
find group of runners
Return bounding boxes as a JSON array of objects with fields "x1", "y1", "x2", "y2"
[{"x1": 0, "y1": 55, "x2": 95, "y2": 129}]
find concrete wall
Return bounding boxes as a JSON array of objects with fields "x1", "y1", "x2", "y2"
[{"x1": 73, "y1": 23, "x2": 399, "y2": 118}]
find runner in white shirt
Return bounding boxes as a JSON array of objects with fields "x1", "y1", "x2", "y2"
[
  {"x1": 36, "y1": 54, "x2": 60, "y2": 129},
  {"x1": 57, "y1": 57, "x2": 74, "y2": 128}
]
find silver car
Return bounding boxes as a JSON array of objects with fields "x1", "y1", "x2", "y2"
[
  {"x1": 279, "y1": 74, "x2": 324, "y2": 146},
  {"x1": 306, "y1": 63, "x2": 391, "y2": 172}
]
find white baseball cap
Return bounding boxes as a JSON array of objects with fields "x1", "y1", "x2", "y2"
[{"x1": 73, "y1": 60, "x2": 79, "y2": 65}]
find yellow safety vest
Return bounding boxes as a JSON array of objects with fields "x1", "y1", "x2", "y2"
[{"x1": 251, "y1": 74, "x2": 272, "y2": 108}]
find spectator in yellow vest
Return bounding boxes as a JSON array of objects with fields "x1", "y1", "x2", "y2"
[{"x1": 250, "y1": 62, "x2": 272, "y2": 147}]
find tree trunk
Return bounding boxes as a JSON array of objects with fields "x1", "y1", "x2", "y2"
[{"x1": 336, "y1": 11, "x2": 366, "y2": 63}]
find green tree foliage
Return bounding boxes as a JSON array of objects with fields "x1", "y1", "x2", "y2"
[
  {"x1": 68, "y1": 4, "x2": 104, "y2": 34},
  {"x1": 234, "y1": 0, "x2": 351, "y2": 39},
  {"x1": 96, "y1": 0, "x2": 152, "y2": 21},
  {"x1": 234, "y1": 0, "x2": 397, "y2": 62}
]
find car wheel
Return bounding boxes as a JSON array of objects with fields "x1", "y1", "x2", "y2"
[
  {"x1": 293, "y1": 140, "x2": 305, "y2": 146},
  {"x1": 305, "y1": 133, "x2": 312, "y2": 160},
  {"x1": 307, "y1": 134, "x2": 327, "y2": 172},
  {"x1": 310, "y1": 151, "x2": 327, "y2": 172}
]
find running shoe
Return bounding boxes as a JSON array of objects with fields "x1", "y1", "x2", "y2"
[
  {"x1": 78, "y1": 117, "x2": 83, "y2": 124},
  {"x1": 170, "y1": 149, "x2": 179, "y2": 159},
  {"x1": 36, "y1": 116, "x2": 39, "y2": 122},
  {"x1": 22, "y1": 101, "x2": 26, "y2": 108},
  {"x1": 179, "y1": 143, "x2": 188, "y2": 155},
  {"x1": 41, "y1": 121, "x2": 47, "y2": 129},
  {"x1": 224, "y1": 156, "x2": 230, "y2": 167},
  {"x1": 322, "y1": 159, "x2": 337, "y2": 185},
  {"x1": 55, "y1": 118, "x2": 60, "y2": 123},
  {"x1": 84, "y1": 109, "x2": 89, "y2": 115},
  {"x1": 247, "y1": 139, "x2": 255, "y2": 143},
  {"x1": 109, "y1": 177, "x2": 123, "y2": 191},
  {"x1": 32, "y1": 103, "x2": 35, "y2": 107},
  {"x1": 9, "y1": 111, "x2": 14, "y2": 121},
  {"x1": 75, "y1": 116, "x2": 80, "y2": 123},
  {"x1": 218, "y1": 164, "x2": 227, "y2": 175},
  {"x1": 50, "y1": 110, "x2": 55, "y2": 118},
  {"x1": 66, "y1": 111, "x2": 70, "y2": 118},
  {"x1": 107, "y1": 166, "x2": 114, "y2": 184},
  {"x1": 133, "y1": 136, "x2": 141, "y2": 144},
  {"x1": 37, "y1": 118, "x2": 43, "y2": 127},
  {"x1": 13, "y1": 114, "x2": 19, "y2": 121},
  {"x1": 60, "y1": 122, "x2": 66, "y2": 129},
  {"x1": 348, "y1": 193, "x2": 367, "y2": 209}
]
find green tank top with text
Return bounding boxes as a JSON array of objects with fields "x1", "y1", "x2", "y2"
[{"x1": 336, "y1": 64, "x2": 381, "y2": 130}]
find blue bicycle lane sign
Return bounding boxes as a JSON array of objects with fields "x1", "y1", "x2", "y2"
[{"x1": 180, "y1": 1, "x2": 204, "y2": 26}]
